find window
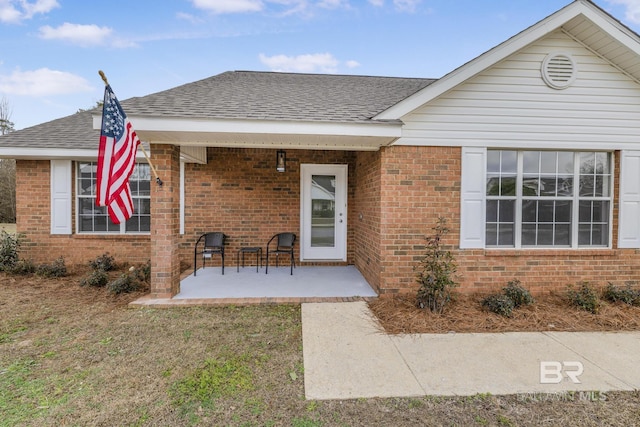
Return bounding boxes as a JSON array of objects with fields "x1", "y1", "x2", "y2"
[
  {"x1": 486, "y1": 151, "x2": 611, "y2": 248},
  {"x1": 77, "y1": 162, "x2": 151, "y2": 233}
]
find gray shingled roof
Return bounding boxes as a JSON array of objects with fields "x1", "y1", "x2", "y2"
[
  {"x1": 0, "y1": 109, "x2": 100, "y2": 150},
  {"x1": 1, "y1": 71, "x2": 435, "y2": 150},
  {"x1": 121, "y1": 71, "x2": 435, "y2": 123}
]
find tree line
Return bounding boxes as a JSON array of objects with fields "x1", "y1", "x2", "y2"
[{"x1": 0, "y1": 96, "x2": 16, "y2": 223}]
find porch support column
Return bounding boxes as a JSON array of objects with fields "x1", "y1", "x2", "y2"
[{"x1": 150, "y1": 144, "x2": 181, "y2": 298}]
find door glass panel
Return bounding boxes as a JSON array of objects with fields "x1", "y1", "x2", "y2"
[{"x1": 311, "y1": 175, "x2": 335, "y2": 247}]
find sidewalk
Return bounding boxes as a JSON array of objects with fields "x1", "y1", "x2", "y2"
[{"x1": 302, "y1": 301, "x2": 640, "y2": 400}]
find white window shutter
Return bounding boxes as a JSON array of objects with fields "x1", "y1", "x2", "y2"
[
  {"x1": 460, "y1": 147, "x2": 486, "y2": 248},
  {"x1": 618, "y1": 151, "x2": 640, "y2": 248},
  {"x1": 50, "y1": 160, "x2": 72, "y2": 235}
]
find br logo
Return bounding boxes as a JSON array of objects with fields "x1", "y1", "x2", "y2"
[{"x1": 540, "y1": 361, "x2": 584, "y2": 384}]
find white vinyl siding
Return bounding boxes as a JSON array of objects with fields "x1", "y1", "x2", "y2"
[
  {"x1": 50, "y1": 160, "x2": 72, "y2": 235},
  {"x1": 397, "y1": 30, "x2": 640, "y2": 150},
  {"x1": 619, "y1": 151, "x2": 640, "y2": 248}
]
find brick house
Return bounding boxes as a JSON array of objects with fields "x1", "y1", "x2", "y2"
[{"x1": 3, "y1": 0, "x2": 640, "y2": 298}]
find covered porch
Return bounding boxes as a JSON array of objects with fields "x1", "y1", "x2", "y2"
[{"x1": 131, "y1": 265, "x2": 378, "y2": 307}]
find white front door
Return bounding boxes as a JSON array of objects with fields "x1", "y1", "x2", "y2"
[{"x1": 301, "y1": 164, "x2": 347, "y2": 261}]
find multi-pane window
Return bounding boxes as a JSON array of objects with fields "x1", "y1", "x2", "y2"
[
  {"x1": 486, "y1": 151, "x2": 611, "y2": 248},
  {"x1": 77, "y1": 162, "x2": 151, "y2": 233}
]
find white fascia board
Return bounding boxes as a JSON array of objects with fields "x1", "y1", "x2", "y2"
[
  {"x1": 393, "y1": 138, "x2": 640, "y2": 151},
  {"x1": 0, "y1": 147, "x2": 147, "y2": 160},
  {"x1": 94, "y1": 114, "x2": 401, "y2": 138},
  {"x1": 375, "y1": 1, "x2": 620, "y2": 120}
]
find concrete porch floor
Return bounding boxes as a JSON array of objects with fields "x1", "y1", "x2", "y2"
[{"x1": 130, "y1": 265, "x2": 378, "y2": 307}]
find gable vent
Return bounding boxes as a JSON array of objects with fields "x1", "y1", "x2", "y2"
[{"x1": 541, "y1": 53, "x2": 577, "y2": 90}]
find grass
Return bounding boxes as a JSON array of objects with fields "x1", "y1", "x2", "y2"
[{"x1": 2, "y1": 268, "x2": 640, "y2": 426}]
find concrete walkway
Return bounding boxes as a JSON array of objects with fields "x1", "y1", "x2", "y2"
[{"x1": 302, "y1": 301, "x2": 640, "y2": 400}]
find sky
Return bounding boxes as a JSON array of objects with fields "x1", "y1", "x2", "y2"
[{"x1": 1, "y1": 0, "x2": 640, "y2": 130}]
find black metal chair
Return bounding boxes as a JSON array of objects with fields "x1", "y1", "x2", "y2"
[
  {"x1": 265, "y1": 233, "x2": 296, "y2": 275},
  {"x1": 194, "y1": 232, "x2": 227, "y2": 276}
]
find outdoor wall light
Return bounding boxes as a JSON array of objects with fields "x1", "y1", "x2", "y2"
[{"x1": 276, "y1": 150, "x2": 286, "y2": 172}]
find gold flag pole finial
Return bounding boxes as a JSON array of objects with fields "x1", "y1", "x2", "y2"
[{"x1": 98, "y1": 70, "x2": 109, "y2": 86}]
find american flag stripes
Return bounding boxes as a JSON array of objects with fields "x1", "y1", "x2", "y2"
[{"x1": 96, "y1": 84, "x2": 141, "y2": 224}]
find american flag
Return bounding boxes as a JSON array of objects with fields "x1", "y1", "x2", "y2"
[{"x1": 96, "y1": 84, "x2": 141, "y2": 224}]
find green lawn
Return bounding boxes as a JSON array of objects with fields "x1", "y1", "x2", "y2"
[{"x1": 1, "y1": 267, "x2": 640, "y2": 426}]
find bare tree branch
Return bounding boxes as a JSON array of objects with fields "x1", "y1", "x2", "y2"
[
  {"x1": 0, "y1": 96, "x2": 15, "y2": 135},
  {"x1": 0, "y1": 96, "x2": 16, "y2": 222}
]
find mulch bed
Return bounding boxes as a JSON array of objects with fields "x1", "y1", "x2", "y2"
[{"x1": 369, "y1": 293, "x2": 640, "y2": 335}]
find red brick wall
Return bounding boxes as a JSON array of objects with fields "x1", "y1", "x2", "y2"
[
  {"x1": 17, "y1": 147, "x2": 640, "y2": 296},
  {"x1": 353, "y1": 151, "x2": 382, "y2": 292},
  {"x1": 150, "y1": 145, "x2": 181, "y2": 298},
  {"x1": 376, "y1": 146, "x2": 640, "y2": 296},
  {"x1": 178, "y1": 148, "x2": 358, "y2": 269},
  {"x1": 377, "y1": 146, "x2": 461, "y2": 294},
  {"x1": 15, "y1": 160, "x2": 150, "y2": 265}
]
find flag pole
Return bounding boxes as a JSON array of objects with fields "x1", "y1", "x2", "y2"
[{"x1": 98, "y1": 70, "x2": 163, "y2": 186}]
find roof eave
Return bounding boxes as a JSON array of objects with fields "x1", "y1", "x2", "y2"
[
  {"x1": 0, "y1": 147, "x2": 147, "y2": 160},
  {"x1": 92, "y1": 114, "x2": 403, "y2": 138}
]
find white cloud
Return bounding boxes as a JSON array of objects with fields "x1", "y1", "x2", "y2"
[
  {"x1": 0, "y1": 68, "x2": 93, "y2": 96},
  {"x1": 368, "y1": 0, "x2": 383, "y2": 6},
  {"x1": 607, "y1": 0, "x2": 640, "y2": 23},
  {"x1": 0, "y1": 0, "x2": 59, "y2": 23},
  {"x1": 190, "y1": 0, "x2": 264, "y2": 14},
  {"x1": 317, "y1": 0, "x2": 349, "y2": 9},
  {"x1": 346, "y1": 60, "x2": 360, "y2": 68},
  {"x1": 393, "y1": 0, "x2": 421, "y2": 13},
  {"x1": 22, "y1": 0, "x2": 58, "y2": 16},
  {"x1": 259, "y1": 52, "x2": 341, "y2": 73},
  {"x1": 176, "y1": 11, "x2": 204, "y2": 24},
  {"x1": 189, "y1": 0, "x2": 314, "y2": 16},
  {"x1": 39, "y1": 23, "x2": 113, "y2": 47},
  {"x1": 0, "y1": 1, "x2": 20, "y2": 23}
]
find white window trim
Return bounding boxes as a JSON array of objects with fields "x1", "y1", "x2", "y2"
[
  {"x1": 462, "y1": 149, "x2": 614, "y2": 250},
  {"x1": 75, "y1": 161, "x2": 151, "y2": 235}
]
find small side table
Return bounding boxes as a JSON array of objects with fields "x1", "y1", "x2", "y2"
[{"x1": 237, "y1": 247, "x2": 262, "y2": 273}]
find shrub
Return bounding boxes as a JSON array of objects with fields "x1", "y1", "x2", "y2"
[
  {"x1": 107, "y1": 272, "x2": 139, "y2": 294},
  {"x1": 9, "y1": 259, "x2": 36, "y2": 275},
  {"x1": 80, "y1": 269, "x2": 109, "y2": 288},
  {"x1": 0, "y1": 230, "x2": 20, "y2": 271},
  {"x1": 36, "y1": 257, "x2": 67, "y2": 278},
  {"x1": 415, "y1": 217, "x2": 458, "y2": 313},
  {"x1": 133, "y1": 260, "x2": 151, "y2": 283},
  {"x1": 482, "y1": 294, "x2": 515, "y2": 317},
  {"x1": 603, "y1": 282, "x2": 640, "y2": 306},
  {"x1": 89, "y1": 253, "x2": 116, "y2": 272},
  {"x1": 567, "y1": 282, "x2": 600, "y2": 314},
  {"x1": 503, "y1": 279, "x2": 534, "y2": 308}
]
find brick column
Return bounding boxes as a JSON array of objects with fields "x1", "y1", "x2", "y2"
[{"x1": 150, "y1": 144, "x2": 181, "y2": 298}]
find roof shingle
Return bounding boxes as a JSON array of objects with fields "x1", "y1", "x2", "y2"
[{"x1": 1, "y1": 71, "x2": 436, "y2": 150}]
